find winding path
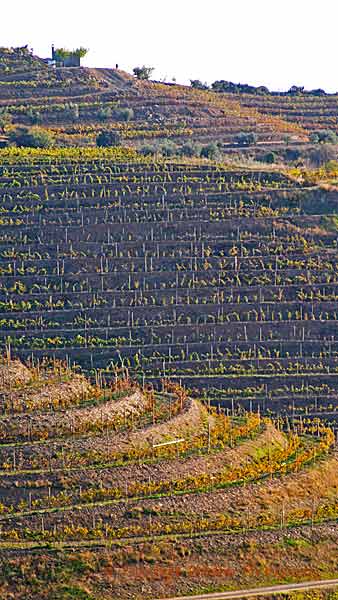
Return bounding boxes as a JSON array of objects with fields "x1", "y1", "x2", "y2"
[{"x1": 156, "y1": 579, "x2": 338, "y2": 600}]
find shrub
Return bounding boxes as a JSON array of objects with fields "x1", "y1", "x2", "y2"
[
  {"x1": 26, "y1": 108, "x2": 42, "y2": 125},
  {"x1": 261, "y1": 151, "x2": 277, "y2": 164},
  {"x1": 190, "y1": 80, "x2": 209, "y2": 90},
  {"x1": 200, "y1": 143, "x2": 220, "y2": 159},
  {"x1": 159, "y1": 140, "x2": 178, "y2": 157},
  {"x1": 96, "y1": 130, "x2": 121, "y2": 147},
  {"x1": 309, "y1": 88, "x2": 326, "y2": 96},
  {"x1": 285, "y1": 148, "x2": 301, "y2": 162},
  {"x1": 63, "y1": 103, "x2": 79, "y2": 121},
  {"x1": 180, "y1": 142, "x2": 201, "y2": 157},
  {"x1": 97, "y1": 107, "x2": 112, "y2": 121},
  {"x1": 54, "y1": 47, "x2": 88, "y2": 60},
  {"x1": 287, "y1": 85, "x2": 305, "y2": 95},
  {"x1": 310, "y1": 130, "x2": 338, "y2": 144},
  {"x1": 139, "y1": 144, "x2": 156, "y2": 156},
  {"x1": 235, "y1": 132, "x2": 257, "y2": 146},
  {"x1": 211, "y1": 80, "x2": 269, "y2": 95},
  {"x1": 9, "y1": 126, "x2": 54, "y2": 148},
  {"x1": 133, "y1": 66, "x2": 154, "y2": 80},
  {"x1": 140, "y1": 141, "x2": 178, "y2": 157},
  {"x1": 308, "y1": 145, "x2": 337, "y2": 167},
  {"x1": 73, "y1": 47, "x2": 89, "y2": 59},
  {"x1": 114, "y1": 107, "x2": 134, "y2": 122}
]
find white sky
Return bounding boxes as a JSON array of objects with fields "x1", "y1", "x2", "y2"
[{"x1": 3, "y1": 0, "x2": 338, "y2": 91}]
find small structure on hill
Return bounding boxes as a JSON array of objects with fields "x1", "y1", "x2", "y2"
[{"x1": 43, "y1": 45, "x2": 88, "y2": 68}]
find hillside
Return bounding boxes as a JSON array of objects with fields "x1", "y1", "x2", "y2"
[
  {"x1": 0, "y1": 148, "x2": 338, "y2": 432},
  {"x1": 0, "y1": 356, "x2": 336, "y2": 599},
  {"x1": 0, "y1": 45, "x2": 337, "y2": 600},
  {"x1": 0, "y1": 47, "x2": 308, "y2": 149}
]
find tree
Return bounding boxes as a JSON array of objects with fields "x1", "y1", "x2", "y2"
[
  {"x1": 133, "y1": 66, "x2": 154, "y2": 80},
  {"x1": 26, "y1": 108, "x2": 42, "y2": 125},
  {"x1": 200, "y1": 143, "x2": 220, "y2": 159},
  {"x1": 190, "y1": 80, "x2": 209, "y2": 90},
  {"x1": 260, "y1": 151, "x2": 277, "y2": 164},
  {"x1": 9, "y1": 126, "x2": 54, "y2": 148},
  {"x1": 73, "y1": 47, "x2": 88, "y2": 59},
  {"x1": 284, "y1": 148, "x2": 301, "y2": 162},
  {"x1": 96, "y1": 130, "x2": 121, "y2": 147},
  {"x1": 55, "y1": 47, "x2": 88, "y2": 60},
  {"x1": 180, "y1": 142, "x2": 201, "y2": 157},
  {"x1": 310, "y1": 130, "x2": 338, "y2": 144},
  {"x1": 287, "y1": 85, "x2": 304, "y2": 96},
  {"x1": 211, "y1": 80, "x2": 269, "y2": 95},
  {"x1": 114, "y1": 107, "x2": 134, "y2": 122},
  {"x1": 140, "y1": 144, "x2": 156, "y2": 156},
  {"x1": 309, "y1": 88, "x2": 326, "y2": 97},
  {"x1": 234, "y1": 132, "x2": 257, "y2": 146},
  {"x1": 308, "y1": 145, "x2": 337, "y2": 167},
  {"x1": 159, "y1": 140, "x2": 178, "y2": 157},
  {"x1": 98, "y1": 107, "x2": 112, "y2": 121},
  {"x1": 63, "y1": 103, "x2": 79, "y2": 121},
  {"x1": 54, "y1": 48, "x2": 70, "y2": 60}
]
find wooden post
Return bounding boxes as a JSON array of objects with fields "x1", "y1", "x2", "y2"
[{"x1": 280, "y1": 502, "x2": 285, "y2": 529}]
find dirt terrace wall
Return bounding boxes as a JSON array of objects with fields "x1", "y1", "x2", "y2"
[{"x1": 0, "y1": 389, "x2": 146, "y2": 442}]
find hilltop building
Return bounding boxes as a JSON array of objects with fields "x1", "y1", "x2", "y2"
[
  {"x1": 43, "y1": 46, "x2": 82, "y2": 68},
  {"x1": 52, "y1": 45, "x2": 81, "y2": 67}
]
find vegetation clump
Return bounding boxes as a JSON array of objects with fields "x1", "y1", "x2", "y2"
[
  {"x1": 133, "y1": 65, "x2": 154, "y2": 80},
  {"x1": 9, "y1": 126, "x2": 54, "y2": 148},
  {"x1": 96, "y1": 130, "x2": 121, "y2": 147}
]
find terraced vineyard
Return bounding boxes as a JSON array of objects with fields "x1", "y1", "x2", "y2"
[
  {"x1": 0, "y1": 45, "x2": 338, "y2": 600},
  {"x1": 1, "y1": 149, "x2": 338, "y2": 430},
  {"x1": 239, "y1": 92, "x2": 338, "y2": 136},
  {"x1": 0, "y1": 356, "x2": 336, "y2": 599},
  {"x1": 0, "y1": 46, "x2": 307, "y2": 148}
]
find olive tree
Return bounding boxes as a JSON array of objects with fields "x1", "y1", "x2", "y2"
[{"x1": 133, "y1": 66, "x2": 154, "y2": 80}]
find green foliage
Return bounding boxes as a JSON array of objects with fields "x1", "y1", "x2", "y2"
[
  {"x1": 54, "y1": 48, "x2": 70, "y2": 60},
  {"x1": 200, "y1": 142, "x2": 220, "y2": 159},
  {"x1": 26, "y1": 107, "x2": 42, "y2": 125},
  {"x1": 310, "y1": 130, "x2": 338, "y2": 144},
  {"x1": 261, "y1": 151, "x2": 277, "y2": 164},
  {"x1": 63, "y1": 103, "x2": 80, "y2": 120},
  {"x1": 139, "y1": 144, "x2": 156, "y2": 156},
  {"x1": 73, "y1": 47, "x2": 89, "y2": 59},
  {"x1": 190, "y1": 79, "x2": 209, "y2": 90},
  {"x1": 133, "y1": 65, "x2": 154, "y2": 80},
  {"x1": 322, "y1": 215, "x2": 338, "y2": 232},
  {"x1": 287, "y1": 85, "x2": 305, "y2": 95},
  {"x1": 55, "y1": 47, "x2": 88, "y2": 60},
  {"x1": 52, "y1": 586, "x2": 95, "y2": 600},
  {"x1": 114, "y1": 107, "x2": 134, "y2": 122},
  {"x1": 159, "y1": 139, "x2": 178, "y2": 157},
  {"x1": 285, "y1": 148, "x2": 301, "y2": 162},
  {"x1": 180, "y1": 141, "x2": 201, "y2": 157},
  {"x1": 235, "y1": 131, "x2": 258, "y2": 146},
  {"x1": 97, "y1": 106, "x2": 112, "y2": 121},
  {"x1": 212, "y1": 80, "x2": 270, "y2": 94},
  {"x1": 283, "y1": 537, "x2": 311, "y2": 548},
  {"x1": 96, "y1": 130, "x2": 121, "y2": 147},
  {"x1": 9, "y1": 126, "x2": 54, "y2": 148},
  {"x1": 308, "y1": 145, "x2": 336, "y2": 166}
]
